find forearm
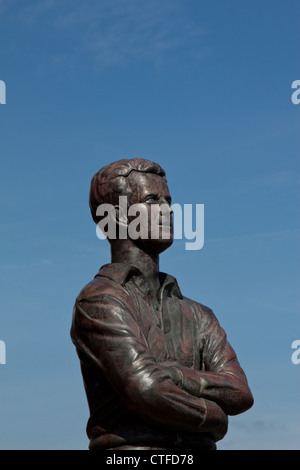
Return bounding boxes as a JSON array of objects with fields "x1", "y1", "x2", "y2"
[
  {"x1": 165, "y1": 364, "x2": 253, "y2": 416},
  {"x1": 123, "y1": 368, "x2": 228, "y2": 441}
]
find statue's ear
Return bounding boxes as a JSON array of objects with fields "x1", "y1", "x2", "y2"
[{"x1": 114, "y1": 203, "x2": 128, "y2": 229}]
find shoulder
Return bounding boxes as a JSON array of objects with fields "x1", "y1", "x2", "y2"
[
  {"x1": 75, "y1": 275, "x2": 133, "y2": 310},
  {"x1": 75, "y1": 263, "x2": 140, "y2": 303},
  {"x1": 71, "y1": 273, "x2": 137, "y2": 340},
  {"x1": 76, "y1": 276, "x2": 117, "y2": 301}
]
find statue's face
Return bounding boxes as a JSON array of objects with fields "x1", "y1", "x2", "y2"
[{"x1": 126, "y1": 171, "x2": 173, "y2": 255}]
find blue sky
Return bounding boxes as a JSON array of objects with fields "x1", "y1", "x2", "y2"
[{"x1": 0, "y1": 0, "x2": 299, "y2": 450}]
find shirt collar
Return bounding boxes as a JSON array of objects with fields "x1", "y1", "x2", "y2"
[{"x1": 95, "y1": 263, "x2": 183, "y2": 300}]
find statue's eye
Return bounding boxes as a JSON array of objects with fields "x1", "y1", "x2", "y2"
[{"x1": 145, "y1": 195, "x2": 157, "y2": 203}]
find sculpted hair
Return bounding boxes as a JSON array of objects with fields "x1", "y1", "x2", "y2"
[{"x1": 89, "y1": 158, "x2": 166, "y2": 224}]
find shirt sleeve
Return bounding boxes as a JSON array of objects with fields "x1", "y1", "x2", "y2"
[
  {"x1": 71, "y1": 291, "x2": 228, "y2": 441},
  {"x1": 168, "y1": 307, "x2": 254, "y2": 416}
]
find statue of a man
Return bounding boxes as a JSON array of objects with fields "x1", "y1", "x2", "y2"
[{"x1": 71, "y1": 158, "x2": 253, "y2": 450}]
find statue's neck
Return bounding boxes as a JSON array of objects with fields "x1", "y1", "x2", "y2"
[{"x1": 110, "y1": 239, "x2": 160, "y2": 294}]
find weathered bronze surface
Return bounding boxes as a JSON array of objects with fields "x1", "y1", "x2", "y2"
[{"x1": 70, "y1": 158, "x2": 253, "y2": 450}]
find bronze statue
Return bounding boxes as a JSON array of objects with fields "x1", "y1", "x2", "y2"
[{"x1": 70, "y1": 158, "x2": 253, "y2": 450}]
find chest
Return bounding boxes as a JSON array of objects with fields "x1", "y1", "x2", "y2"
[{"x1": 131, "y1": 290, "x2": 201, "y2": 369}]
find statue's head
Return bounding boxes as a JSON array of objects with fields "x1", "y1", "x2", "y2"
[{"x1": 89, "y1": 158, "x2": 173, "y2": 255}]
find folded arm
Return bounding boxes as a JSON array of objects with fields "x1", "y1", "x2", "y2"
[
  {"x1": 160, "y1": 310, "x2": 254, "y2": 416},
  {"x1": 71, "y1": 292, "x2": 228, "y2": 441}
]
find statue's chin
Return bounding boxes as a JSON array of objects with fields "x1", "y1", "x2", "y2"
[{"x1": 133, "y1": 237, "x2": 174, "y2": 256}]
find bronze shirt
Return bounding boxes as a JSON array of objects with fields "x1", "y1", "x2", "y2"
[{"x1": 70, "y1": 263, "x2": 253, "y2": 450}]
